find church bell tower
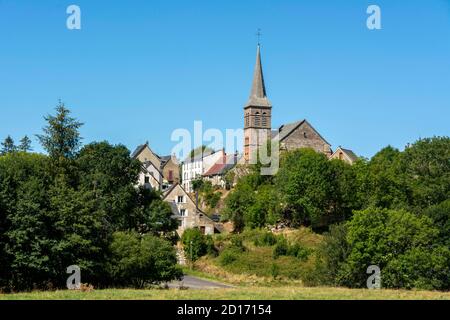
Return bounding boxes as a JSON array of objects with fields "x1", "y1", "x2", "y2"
[{"x1": 243, "y1": 44, "x2": 272, "y2": 163}]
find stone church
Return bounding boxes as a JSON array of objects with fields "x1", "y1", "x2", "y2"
[{"x1": 243, "y1": 44, "x2": 333, "y2": 163}]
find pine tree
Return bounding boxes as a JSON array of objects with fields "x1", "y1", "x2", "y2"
[
  {"x1": 18, "y1": 135, "x2": 32, "y2": 152},
  {"x1": 1, "y1": 135, "x2": 16, "y2": 155},
  {"x1": 36, "y1": 101, "x2": 83, "y2": 159}
]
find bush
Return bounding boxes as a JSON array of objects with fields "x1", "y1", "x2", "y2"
[
  {"x1": 254, "y1": 232, "x2": 277, "y2": 247},
  {"x1": 273, "y1": 237, "x2": 288, "y2": 259},
  {"x1": 219, "y1": 249, "x2": 239, "y2": 266},
  {"x1": 230, "y1": 235, "x2": 246, "y2": 252},
  {"x1": 108, "y1": 231, "x2": 182, "y2": 288},
  {"x1": 337, "y1": 208, "x2": 448, "y2": 290},
  {"x1": 181, "y1": 228, "x2": 209, "y2": 262},
  {"x1": 287, "y1": 243, "x2": 310, "y2": 261}
]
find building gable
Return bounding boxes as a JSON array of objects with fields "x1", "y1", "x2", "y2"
[
  {"x1": 132, "y1": 144, "x2": 161, "y2": 168},
  {"x1": 279, "y1": 120, "x2": 332, "y2": 155}
]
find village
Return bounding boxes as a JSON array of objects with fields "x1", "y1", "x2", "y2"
[{"x1": 131, "y1": 44, "x2": 360, "y2": 238}]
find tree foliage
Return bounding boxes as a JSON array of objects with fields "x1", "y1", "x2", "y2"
[{"x1": 108, "y1": 231, "x2": 183, "y2": 288}]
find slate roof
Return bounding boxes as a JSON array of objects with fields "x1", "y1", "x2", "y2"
[
  {"x1": 203, "y1": 155, "x2": 236, "y2": 177},
  {"x1": 131, "y1": 144, "x2": 147, "y2": 158},
  {"x1": 245, "y1": 45, "x2": 272, "y2": 108},
  {"x1": 273, "y1": 119, "x2": 331, "y2": 146},
  {"x1": 332, "y1": 147, "x2": 359, "y2": 162}
]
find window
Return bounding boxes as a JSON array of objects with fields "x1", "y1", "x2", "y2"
[
  {"x1": 245, "y1": 113, "x2": 249, "y2": 127},
  {"x1": 303, "y1": 132, "x2": 307, "y2": 138},
  {"x1": 339, "y1": 152, "x2": 344, "y2": 160},
  {"x1": 245, "y1": 137, "x2": 250, "y2": 146},
  {"x1": 180, "y1": 209, "x2": 186, "y2": 216},
  {"x1": 255, "y1": 112, "x2": 261, "y2": 127},
  {"x1": 144, "y1": 176, "x2": 150, "y2": 184},
  {"x1": 177, "y1": 196, "x2": 184, "y2": 203},
  {"x1": 168, "y1": 170, "x2": 174, "y2": 182}
]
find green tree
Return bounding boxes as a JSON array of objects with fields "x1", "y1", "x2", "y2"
[
  {"x1": 36, "y1": 101, "x2": 83, "y2": 160},
  {"x1": 1, "y1": 135, "x2": 16, "y2": 154},
  {"x1": 402, "y1": 137, "x2": 450, "y2": 209},
  {"x1": 108, "y1": 231, "x2": 182, "y2": 288},
  {"x1": 424, "y1": 199, "x2": 450, "y2": 246},
  {"x1": 308, "y1": 223, "x2": 350, "y2": 286},
  {"x1": 76, "y1": 141, "x2": 142, "y2": 230},
  {"x1": 188, "y1": 145, "x2": 214, "y2": 160},
  {"x1": 339, "y1": 208, "x2": 448, "y2": 290},
  {"x1": 181, "y1": 228, "x2": 211, "y2": 262},
  {"x1": 18, "y1": 136, "x2": 32, "y2": 152},
  {"x1": 275, "y1": 148, "x2": 335, "y2": 227},
  {"x1": 141, "y1": 200, "x2": 178, "y2": 235},
  {"x1": 359, "y1": 146, "x2": 409, "y2": 210}
]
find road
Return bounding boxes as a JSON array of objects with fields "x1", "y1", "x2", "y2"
[{"x1": 166, "y1": 275, "x2": 233, "y2": 289}]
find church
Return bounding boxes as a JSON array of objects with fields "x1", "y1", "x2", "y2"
[{"x1": 243, "y1": 44, "x2": 334, "y2": 164}]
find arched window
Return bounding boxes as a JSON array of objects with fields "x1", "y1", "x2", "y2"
[
  {"x1": 262, "y1": 112, "x2": 267, "y2": 127},
  {"x1": 255, "y1": 112, "x2": 261, "y2": 127},
  {"x1": 245, "y1": 113, "x2": 249, "y2": 127}
]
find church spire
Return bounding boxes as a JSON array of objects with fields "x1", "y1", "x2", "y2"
[{"x1": 246, "y1": 44, "x2": 272, "y2": 108}]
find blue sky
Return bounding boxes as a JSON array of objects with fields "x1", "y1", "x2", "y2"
[{"x1": 1, "y1": 0, "x2": 449, "y2": 158}]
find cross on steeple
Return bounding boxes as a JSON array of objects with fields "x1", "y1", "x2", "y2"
[{"x1": 256, "y1": 28, "x2": 262, "y2": 45}]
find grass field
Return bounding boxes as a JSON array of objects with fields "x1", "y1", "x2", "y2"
[{"x1": 1, "y1": 286, "x2": 449, "y2": 300}]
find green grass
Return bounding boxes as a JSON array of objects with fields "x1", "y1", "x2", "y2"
[
  {"x1": 205, "y1": 228, "x2": 320, "y2": 281},
  {"x1": 1, "y1": 287, "x2": 449, "y2": 300}
]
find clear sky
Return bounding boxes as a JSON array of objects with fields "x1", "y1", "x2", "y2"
[{"x1": 1, "y1": 0, "x2": 449, "y2": 158}]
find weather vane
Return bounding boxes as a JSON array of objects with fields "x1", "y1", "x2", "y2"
[{"x1": 256, "y1": 28, "x2": 262, "y2": 45}]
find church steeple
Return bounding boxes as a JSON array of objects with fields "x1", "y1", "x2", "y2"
[
  {"x1": 246, "y1": 45, "x2": 272, "y2": 108},
  {"x1": 243, "y1": 43, "x2": 272, "y2": 163}
]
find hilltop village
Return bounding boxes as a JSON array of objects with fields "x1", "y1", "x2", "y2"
[{"x1": 131, "y1": 45, "x2": 358, "y2": 236}]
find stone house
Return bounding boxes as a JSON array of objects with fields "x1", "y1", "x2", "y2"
[
  {"x1": 203, "y1": 153, "x2": 238, "y2": 189},
  {"x1": 131, "y1": 142, "x2": 180, "y2": 191},
  {"x1": 162, "y1": 183, "x2": 218, "y2": 236},
  {"x1": 330, "y1": 146, "x2": 359, "y2": 165},
  {"x1": 273, "y1": 119, "x2": 332, "y2": 156}
]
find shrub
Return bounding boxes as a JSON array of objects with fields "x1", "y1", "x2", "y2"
[
  {"x1": 338, "y1": 208, "x2": 448, "y2": 290},
  {"x1": 219, "y1": 249, "x2": 239, "y2": 266},
  {"x1": 108, "y1": 231, "x2": 182, "y2": 288},
  {"x1": 287, "y1": 243, "x2": 310, "y2": 261},
  {"x1": 273, "y1": 237, "x2": 288, "y2": 259},
  {"x1": 230, "y1": 235, "x2": 246, "y2": 252},
  {"x1": 181, "y1": 228, "x2": 209, "y2": 262},
  {"x1": 254, "y1": 232, "x2": 277, "y2": 247}
]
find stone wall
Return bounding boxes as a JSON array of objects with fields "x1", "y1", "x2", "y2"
[{"x1": 282, "y1": 121, "x2": 332, "y2": 156}]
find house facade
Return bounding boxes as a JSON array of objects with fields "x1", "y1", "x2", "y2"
[
  {"x1": 162, "y1": 183, "x2": 217, "y2": 236},
  {"x1": 203, "y1": 153, "x2": 238, "y2": 189},
  {"x1": 182, "y1": 149, "x2": 225, "y2": 192},
  {"x1": 330, "y1": 147, "x2": 359, "y2": 165},
  {"x1": 132, "y1": 143, "x2": 180, "y2": 191}
]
